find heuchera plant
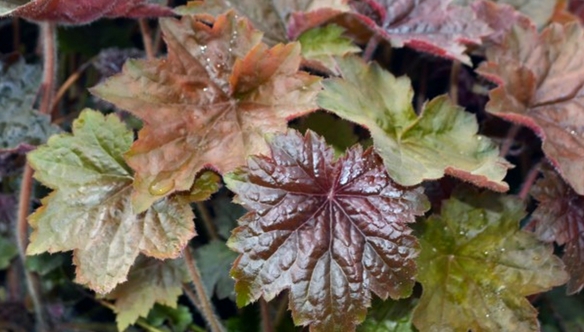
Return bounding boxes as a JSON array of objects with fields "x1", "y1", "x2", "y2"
[{"x1": 1, "y1": 0, "x2": 584, "y2": 331}]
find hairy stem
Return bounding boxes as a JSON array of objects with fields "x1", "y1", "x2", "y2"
[
  {"x1": 362, "y1": 35, "x2": 380, "y2": 62},
  {"x1": 499, "y1": 124, "x2": 521, "y2": 157},
  {"x1": 518, "y1": 162, "x2": 542, "y2": 201},
  {"x1": 196, "y1": 202, "x2": 219, "y2": 241},
  {"x1": 260, "y1": 298, "x2": 274, "y2": 332},
  {"x1": 39, "y1": 22, "x2": 57, "y2": 116},
  {"x1": 139, "y1": 19, "x2": 155, "y2": 60},
  {"x1": 51, "y1": 58, "x2": 94, "y2": 114},
  {"x1": 183, "y1": 247, "x2": 225, "y2": 332}
]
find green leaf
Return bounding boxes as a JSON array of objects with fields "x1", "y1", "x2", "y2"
[
  {"x1": 0, "y1": 236, "x2": 17, "y2": 270},
  {"x1": 298, "y1": 24, "x2": 360, "y2": 74},
  {"x1": 357, "y1": 297, "x2": 416, "y2": 332},
  {"x1": 146, "y1": 304, "x2": 194, "y2": 332},
  {"x1": 413, "y1": 187, "x2": 568, "y2": 332},
  {"x1": 188, "y1": 170, "x2": 222, "y2": 202},
  {"x1": 25, "y1": 253, "x2": 66, "y2": 276},
  {"x1": 317, "y1": 55, "x2": 511, "y2": 191},
  {"x1": 105, "y1": 256, "x2": 189, "y2": 331},
  {"x1": 0, "y1": 56, "x2": 58, "y2": 176},
  {"x1": 294, "y1": 111, "x2": 359, "y2": 154},
  {"x1": 26, "y1": 109, "x2": 195, "y2": 294},
  {"x1": 212, "y1": 196, "x2": 246, "y2": 240},
  {"x1": 196, "y1": 240, "x2": 238, "y2": 300}
]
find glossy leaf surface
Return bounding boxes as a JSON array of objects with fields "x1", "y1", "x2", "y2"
[
  {"x1": 478, "y1": 22, "x2": 584, "y2": 195},
  {"x1": 105, "y1": 256, "x2": 188, "y2": 331},
  {"x1": 318, "y1": 55, "x2": 510, "y2": 191},
  {"x1": 226, "y1": 130, "x2": 429, "y2": 332},
  {"x1": 26, "y1": 110, "x2": 195, "y2": 294},
  {"x1": 0, "y1": 0, "x2": 172, "y2": 24},
  {"x1": 92, "y1": 11, "x2": 321, "y2": 212},
  {"x1": 414, "y1": 188, "x2": 568, "y2": 332},
  {"x1": 531, "y1": 168, "x2": 584, "y2": 294}
]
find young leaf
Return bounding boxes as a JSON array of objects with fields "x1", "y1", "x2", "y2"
[
  {"x1": 478, "y1": 22, "x2": 584, "y2": 195},
  {"x1": 196, "y1": 240, "x2": 238, "y2": 300},
  {"x1": 530, "y1": 168, "x2": 584, "y2": 294},
  {"x1": 92, "y1": 11, "x2": 321, "y2": 213},
  {"x1": 225, "y1": 130, "x2": 429, "y2": 332},
  {"x1": 317, "y1": 55, "x2": 510, "y2": 191},
  {"x1": 298, "y1": 24, "x2": 361, "y2": 75},
  {"x1": 291, "y1": 0, "x2": 491, "y2": 64},
  {"x1": 0, "y1": 0, "x2": 173, "y2": 25},
  {"x1": 26, "y1": 109, "x2": 195, "y2": 294},
  {"x1": 104, "y1": 256, "x2": 189, "y2": 331},
  {"x1": 413, "y1": 188, "x2": 568, "y2": 332}
]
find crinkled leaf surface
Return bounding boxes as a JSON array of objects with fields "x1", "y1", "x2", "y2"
[
  {"x1": 0, "y1": 56, "x2": 58, "y2": 176},
  {"x1": 92, "y1": 11, "x2": 321, "y2": 213},
  {"x1": 317, "y1": 55, "x2": 510, "y2": 191},
  {"x1": 298, "y1": 24, "x2": 361, "y2": 75},
  {"x1": 530, "y1": 168, "x2": 584, "y2": 294},
  {"x1": 196, "y1": 240, "x2": 238, "y2": 300},
  {"x1": 478, "y1": 22, "x2": 584, "y2": 195},
  {"x1": 291, "y1": 0, "x2": 490, "y2": 64},
  {"x1": 177, "y1": 0, "x2": 349, "y2": 45},
  {"x1": 105, "y1": 256, "x2": 188, "y2": 331},
  {"x1": 0, "y1": 0, "x2": 172, "y2": 24},
  {"x1": 454, "y1": 0, "x2": 557, "y2": 29},
  {"x1": 413, "y1": 188, "x2": 568, "y2": 332},
  {"x1": 26, "y1": 109, "x2": 195, "y2": 294},
  {"x1": 225, "y1": 130, "x2": 429, "y2": 332}
]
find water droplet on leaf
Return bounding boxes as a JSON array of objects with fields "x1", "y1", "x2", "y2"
[{"x1": 149, "y1": 178, "x2": 175, "y2": 196}]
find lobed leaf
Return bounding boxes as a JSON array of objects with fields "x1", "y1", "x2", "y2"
[
  {"x1": 414, "y1": 188, "x2": 568, "y2": 332},
  {"x1": 92, "y1": 11, "x2": 321, "y2": 213},
  {"x1": 317, "y1": 55, "x2": 510, "y2": 191},
  {"x1": 291, "y1": 0, "x2": 491, "y2": 64},
  {"x1": 27, "y1": 109, "x2": 195, "y2": 294},
  {"x1": 105, "y1": 256, "x2": 189, "y2": 331},
  {"x1": 298, "y1": 24, "x2": 361, "y2": 75},
  {"x1": 226, "y1": 130, "x2": 429, "y2": 332},
  {"x1": 0, "y1": 0, "x2": 173, "y2": 25},
  {"x1": 196, "y1": 240, "x2": 238, "y2": 300},
  {"x1": 530, "y1": 168, "x2": 584, "y2": 294},
  {"x1": 478, "y1": 22, "x2": 584, "y2": 195}
]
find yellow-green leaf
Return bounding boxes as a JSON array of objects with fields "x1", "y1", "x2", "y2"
[{"x1": 27, "y1": 109, "x2": 195, "y2": 294}]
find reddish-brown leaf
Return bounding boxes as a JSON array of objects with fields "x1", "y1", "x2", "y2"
[
  {"x1": 530, "y1": 168, "x2": 584, "y2": 294},
  {"x1": 290, "y1": 0, "x2": 491, "y2": 64},
  {"x1": 0, "y1": 0, "x2": 172, "y2": 24},
  {"x1": 92, "y1": 11, "x2": 321, "y2": 212},
  {"x1": 478, "y1": 22, "x2": 584, "y2": 195},
  {"x1": 225, "y1": 130, "x2": 429, "y2": 332}
]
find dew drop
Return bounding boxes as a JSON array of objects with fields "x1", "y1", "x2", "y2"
[
  {"x1": 203, "y1": 87, "x2": 209, "y2": 92},
  {"x1": 149, "y1": 178, "x2": 175, "y2": 196},
  {"x1": 485, "y1": 314, "x2": 490, "y2": 318},
  {"x1": 500, "y1": 248, "x2": 505, "y2": 252}
]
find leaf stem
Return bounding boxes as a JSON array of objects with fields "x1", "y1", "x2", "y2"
[
  {"x1": 139, "y1": 19, "x2": 155, "y2": 60},
  {"x1": 449, "y1": 61, "x2": 461, "y2": 104},
  {"x1": 499, "y1": 124, "x2": 521, "y2": 157},
  {"x1": 273, "y1": 295, "x2": 289, "y2": 328},
  {"x1": 518, "y1": 161, "x2": 542, "y2": 201},
  {"x1": 182, "y1": 283, "x2": 203, "y2": 312},
  {"x1": 362, "y1": 35, "x2": 380, "y2": 62},
  {"x1": 196, "y1": 202, "x2": 219, "y2": 241},
  {"x1": 260, "y1": 298, "x2": 274, "y2": 332},
  {"x1": 183, "y1": 247, "x2": 225, "y2": 332},
  {"x1": 50, "y1": 58, "x2": 94, "y2": 115},
  {"x1": 39, "y1": 22, "x2": 57, "y2": 116}
]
